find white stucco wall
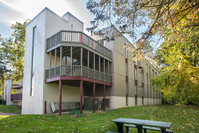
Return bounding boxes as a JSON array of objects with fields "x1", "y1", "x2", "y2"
[
  {"x1": 22, "y1": 8, "x2": 85, "y2": 114},
  {"x1": 22, "y1": 9, "x2": 47, "y2": 114},
  {"x1": 62, "y1": 12, "x2": 84, "y2": 32},
  {"x1": 128, "y1": 97, "x2": 135, "y2": 106},
  {"x1": 110, "y1": 96, "x2": 126, "y2": 109}
]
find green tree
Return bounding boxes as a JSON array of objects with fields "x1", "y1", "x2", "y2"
[
  {"x1": 152, "y1": 25, "x2": 199, "y2": 105},
  {"x1": 87, "y1": 0, "x2": 199, "y2": 105},
  {"x1": 0, "y1": 20, "x2": 29, "y2": 94},
  {"x1": 87, "y1": 0, "x2": 199, "y2": 47}
]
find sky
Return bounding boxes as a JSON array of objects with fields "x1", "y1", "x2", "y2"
[
  {"x1": 0, "y1": 0, "x2": 161, "y2": 50},
  {"x1": 0, "y1": 0, "x2": 94, "y2": 38}
]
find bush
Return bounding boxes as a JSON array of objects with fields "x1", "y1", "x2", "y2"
[
  {"x1": 0, "y1": 99, "x2": 6, "y2": 105},
  {"x1": 69, "y1": 110, "x2": 84, "y2": 117}
]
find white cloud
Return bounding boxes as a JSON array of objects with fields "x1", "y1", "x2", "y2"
[
  {"x1": 0, "y1": 0, "x2": 94, "y2": 36},
  {"x1": 0, "y1": 1, "x2": 25, "y2": 26}
]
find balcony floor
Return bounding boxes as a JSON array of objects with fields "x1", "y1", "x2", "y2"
[{"x1": 45, "y1": 75, "x2": 112, "y2": 86}]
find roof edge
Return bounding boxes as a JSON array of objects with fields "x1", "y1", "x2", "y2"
[
  {"x1": 62, "y1": 12, "x2": 84, "y2": 24},
  {"x1": 26, "y1": 7, "x2": 68, "y2": 26}
]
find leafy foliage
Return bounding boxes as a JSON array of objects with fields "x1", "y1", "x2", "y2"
[
  {"x1": 69, "y1": 110, "x2": 84, "y2": 117},
  {"x1": 0, "y1": 20, "x2": 29, "y2": 94},
  {"x1": 87, "y1": 0, "x2": 199, "y2": 47},
  {"x1": 152, "y1": 24, "x2": 199, "y2": 105},
  {"x1": 87, "y1": 0, "x2": 199, "y2": 105}
]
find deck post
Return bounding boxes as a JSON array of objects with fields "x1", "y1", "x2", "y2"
[
  {"x1": 70, "y1": 47, "x2": 73, "y2": 75},
  {"x1": 103, "y1": 85, "x2": 105, "y2": 111},
  {"x1": 93, "y1": 53, "x2": 95, "y2": 79},
  {"x1": 49, "y1": 51, "x2": 51, "y2": 78},
  {"x1": 80, "y1": 80, "x2": 83, "y2": 114},
  {"x1": 59, "y1": 79, "x2": 62, "y2": 115},
  {"x1": 60, "y1": 46, "x2": 62, "y2": 75},
  {"x1": 88, "y1": 51, "x2": 89, "y2": 77},
  {"x1": 50, "y1": 51, "x2": 51, "y2": 68},
  {"x1": 55, "y1": 49, "x2": 57, "y2": 77},
  {"x1": 99, "y1": 56, "x2": 100, "y2": 79},
  {"x1": 93, "y1": 82, "x2": 95, "y2": 113},
  {"x1": 104, "y1": 59, "x2": 105, "y2": 81},
  {"x1": 81, "y1": 47, "x2": 82, "y2": 76},
  {"x1": 55, "y1": 48, "x2": 57, "y2": 66},
  {"x1": 108, "y1": 61, "x2": 109, "y2": 74},
  {"x1": 44, "y1": 101, "x2": 47, "y2": 114}
]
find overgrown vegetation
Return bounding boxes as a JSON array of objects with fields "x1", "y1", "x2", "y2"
[{"x1": 0, "y1": 105, "x2": 198, "y2": 133}]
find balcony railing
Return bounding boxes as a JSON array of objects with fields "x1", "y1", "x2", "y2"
[
  {"x1": 46, "y1": 65, "x2": 112, "y2": 83},
  {"x1": 11, "y1": 93, "x2": 22, "y2": 102},
  {"x1": 46, "y1": 31, "x2": 112, "y2": 59}
]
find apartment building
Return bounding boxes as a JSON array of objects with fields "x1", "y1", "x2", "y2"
[{"x1": 22, "y1": 7, "x2": 160, "y2": 115}]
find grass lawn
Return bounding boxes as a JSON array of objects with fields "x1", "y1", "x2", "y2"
[
  {"x1": 0, "y1": 105, "x2": 198, "y2": 133},
  {"x1": 0, "y1": 105, "x2": 21, "y2": 114}
]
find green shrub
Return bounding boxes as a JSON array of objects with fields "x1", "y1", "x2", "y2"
[
  {"x1": 0, "y1": 99, "x2": 6, "y2": 105},
  {"x1": 69, "y1": 110, "x2": 84, "y2": 117}
]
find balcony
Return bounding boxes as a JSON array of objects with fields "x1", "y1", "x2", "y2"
[
  {"x1": 46, "y1": 31, "x2": 112, "y2": 59},
  {"x1": 46, "y1": 65, "x2": 112, "y2": 83}
]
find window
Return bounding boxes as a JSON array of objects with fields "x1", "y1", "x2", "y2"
[
  {"x1": 30, "y1": 27, "x2": 36, "y2": 96},
  {"x1": 134, "y1": 64, "x2": 137, "y2": 78},
  {"x1": 142, "y1": 70, "x2": 144, "y2": 82},
  {"x1": 124, "y1": 44, "x2": 128, "y2": 58}
]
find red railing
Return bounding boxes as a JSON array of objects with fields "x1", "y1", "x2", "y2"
[
  {"x1": 125, "y1": 58, "x2": 128, "y2": 63},
  {"x1": 135, "y1": 79, "x2": 138, "y2": 86},
  {"x1": 11, "y1": 93, "x2": 22, "y2": 101},
  {"x1": 126, "y1": 76, "x2": 128, "y2": 83}
]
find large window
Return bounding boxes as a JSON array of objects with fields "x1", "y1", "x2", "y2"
[{"x1": 30, "y1": 27, "x2": 36, "y2": 96}]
